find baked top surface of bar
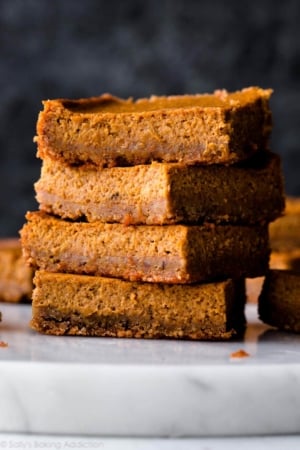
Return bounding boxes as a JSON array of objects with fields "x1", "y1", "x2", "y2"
[
  {"x1": 31, "y1": 271, "x2": 246, "y2": 339},
  {"x1": 35, "y1": 87, "x2": 272, "y2": 167},
  {"x1": 44, "y1": 87, "x2": 272, "y2": 114},
  {"x1": 259, "y1": 269, "x2": 300, "y2": 332},
  {"x1": 21, "y1": 211, "x2": 269, "y2": 283},
  {"x1": 35, "y1": 151, "x2": 285, "y2": 225}
]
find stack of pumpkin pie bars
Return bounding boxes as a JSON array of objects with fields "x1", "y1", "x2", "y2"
[{"x1": 20, "y1": 87, "x2": 285, "y2": 340}]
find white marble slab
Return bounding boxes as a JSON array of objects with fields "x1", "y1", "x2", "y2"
[{"x1": 0, "y1": 303, "x2": 300, "y2": 437}]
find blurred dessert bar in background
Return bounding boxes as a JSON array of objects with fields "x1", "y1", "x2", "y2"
[{"x1": 0, "y1": 238, "x2": 33, "y2": 303}]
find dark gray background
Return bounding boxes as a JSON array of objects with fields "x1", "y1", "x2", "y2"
[{"x1": 1, "y1": 0, "x2": 300, "y2": 237}]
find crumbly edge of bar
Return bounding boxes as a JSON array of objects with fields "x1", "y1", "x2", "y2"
[{"x1": 31, "y1": 306, "x2": 242, "y2": 340}]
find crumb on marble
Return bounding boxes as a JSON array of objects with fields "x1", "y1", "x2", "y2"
[
  {"x1": 0, "y1": 341, "x2": 8, "y2": 348},
  {"x1": 230, "y1": 349, "x2": 250, "y2": 359}
]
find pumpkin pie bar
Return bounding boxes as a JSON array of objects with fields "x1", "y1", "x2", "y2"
[
  {"x1": 269, "y1": 249, "x2": 300, "y2": 272},
  {"x1": 35, "y1": 87, "x2": 272, "y2": 168},
  {"x1": 21, "y1": 211, "x2": 269, "y2": 284},
  {"x1": 259, "y1": 270, "x2": 300, "y2": 332},
  {"x1": 0, "y1": 238, "x2": 33, "y2": 302},
  {"x1": 246, "y1": 248, "x2": 300, "y2": 304},
  {"x1": 35, "y1": 152, "x2": 284, "y2": 225},
  {"x1": 31, "y1": 271, "x2": 246, "y2": 339},
  {"x1": 269, "y1": 197, "x2": 300, "y2": 251}
]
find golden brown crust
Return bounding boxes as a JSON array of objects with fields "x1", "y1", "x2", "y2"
[
  {"x1": 35, "y1": 87, "x2": 272, "y2": 168},
  {"x1": 35, "y1": 152, "x2": 284, "y2": 225},
  {"x1": 31, "y1": 271, "x2": 246, "y2": 339},
  {"x1": 20, "y1": 211, "x2": 270, "y2": 284},
  {"x1": 259, "y1": 269, "x2": 300, "y2": 332},
  {"x1": 0, "y1": 238, "x2": 33, "y2": 302}
]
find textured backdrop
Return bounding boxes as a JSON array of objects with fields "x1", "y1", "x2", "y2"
[{"x1": 1, "y1": 0, "x2": 300, "y2": 236}]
